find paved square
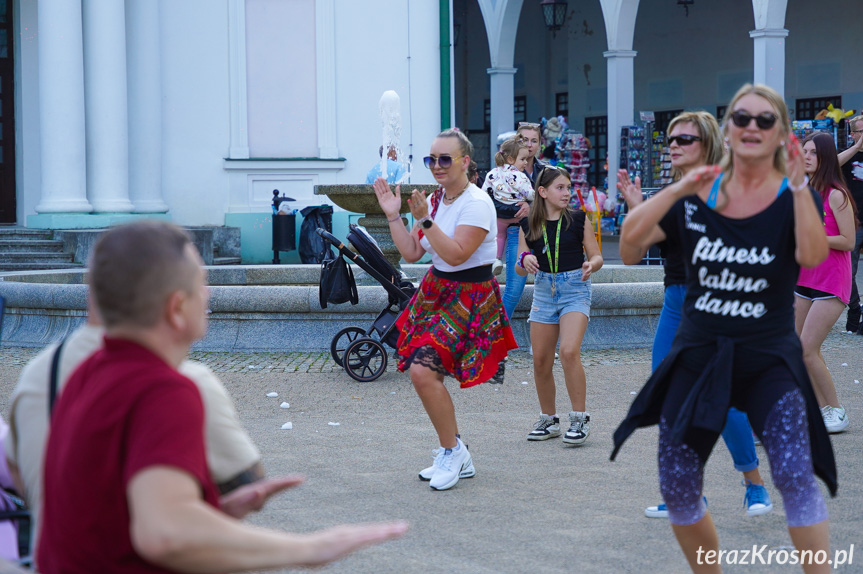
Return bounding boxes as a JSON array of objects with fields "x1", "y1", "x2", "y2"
[{"x1": 1, "y1": 328, "x2": 860, "y2": 573}]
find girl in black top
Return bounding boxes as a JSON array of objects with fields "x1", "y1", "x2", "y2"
[
  {"x1": 515, "y1": 166, "x2": 603, "y2": 445},
  {"x1": 614, "y1": 84, "x2": 833, "y2": 572}
]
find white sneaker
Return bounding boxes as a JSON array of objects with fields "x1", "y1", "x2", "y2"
[
  {"x1": 492, "y1": 258, "x2": 504, "y2": 275},
  {"x1": 429, "y1": 438, "x2": 475, "y2": 491},
  {"x1": 823, "y1": 405, "x2": 849, "y2": 433},
  {"x1": 563, "y1": 411, "x2": 590, "y2": 445},
  {"x1": 418, "y1": 445, "x2": 475, "y2": 482}
]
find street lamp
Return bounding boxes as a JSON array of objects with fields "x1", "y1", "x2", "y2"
[{"x1": 540, "y1": 0, "x2": 568, "y2": 36}]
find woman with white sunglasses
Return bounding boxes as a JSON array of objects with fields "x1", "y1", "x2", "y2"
[{"x1": 373, "y1": 128, "x2": 517, "y2": 492}]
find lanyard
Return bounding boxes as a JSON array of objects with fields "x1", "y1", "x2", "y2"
[
  {"x1": 542, "y1": 219, "x2": 561, "y2": 295},
  {"x1": 542, "y1": 219, "x2": 561, "y2": 275}
]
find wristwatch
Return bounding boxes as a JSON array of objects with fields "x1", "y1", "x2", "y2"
[{"x1": 419, "y1": 216, "x2": 433, "y2": 229}]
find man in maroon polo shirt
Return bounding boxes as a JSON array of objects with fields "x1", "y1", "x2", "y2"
[{"x1": 38, "y1": 221, "x2": 406, "y2": 573}]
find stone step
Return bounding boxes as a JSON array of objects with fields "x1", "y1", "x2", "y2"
[
  {"x1": 0, "y1": 252, "x2": 75, "y2": 264},
  {"x1": 213, "y1": 256, "x2": 242, "y2": 265},
  {"x1": 0, "y1": 261, "x2": 84, "y2": 271},
  {"x1": 0, "y1": 229, "x2": 54, "y2": 241},
  {"x1": 0, "y1": 239, "x2": 66, "y2": 253}
]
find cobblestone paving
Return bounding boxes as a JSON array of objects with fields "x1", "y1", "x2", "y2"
[{"x1": 2, "y1": 324, "x2": 858, "y2": 373}]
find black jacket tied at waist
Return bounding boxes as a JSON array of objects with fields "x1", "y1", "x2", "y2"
[{"x1": 611, "y1": 315, "x2": 837, "y2": 497}]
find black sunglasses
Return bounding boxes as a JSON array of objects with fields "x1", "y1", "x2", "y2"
[
  {"x1": 730, "y1": 110, "x2": 777, "y2": 130},
  {"x1": 667, "y1": 134, "x2": 702, "y2": 147},
  {"x1": 423, "y1": 154, "x2": 460, "y2": 169}
]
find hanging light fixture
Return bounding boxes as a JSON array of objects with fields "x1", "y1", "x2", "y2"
[
  {"x1": 677, "y1": 0, "x2": 694, "y2": 17},
  {"x1": 540, "y1": 0, "x2": 568, "y2": 36}
]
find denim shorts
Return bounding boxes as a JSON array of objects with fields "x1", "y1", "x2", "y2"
[{"x1": 529, "y1": 270, "x2": 591, "y2": 324}]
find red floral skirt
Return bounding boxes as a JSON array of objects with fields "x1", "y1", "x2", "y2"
[{"x1": 395, "y1": 270, "x2": 518, "y2": 388}]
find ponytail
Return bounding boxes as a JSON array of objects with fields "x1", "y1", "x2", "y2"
[{"x1": 496, "y1": 137, "x2": 526, "y2": 168}]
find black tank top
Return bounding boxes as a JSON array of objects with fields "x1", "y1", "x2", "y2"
[
  {"x1": 660, "y1": 187, "x2": 821, "y2": 336},
  {"x1": 521, "y1": 211, "x2": 587, "y2": 273}
]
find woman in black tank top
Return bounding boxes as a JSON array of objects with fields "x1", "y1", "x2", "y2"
[{"x1": 613, "y1": 84, "x2": 834, "y2": 572}]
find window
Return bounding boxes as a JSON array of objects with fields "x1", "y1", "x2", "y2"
[
  {"x1": 514, "y1": 96, "x2": 527, "y2": 126},
  {"x1": 716, "y1": 105, "x2": 727, "y2": 121},
  {"x1": 555, "y1": 92, "x2": 569, "y2": 118},
  {"x1": 584, "y1": 115, "x2": 608, "y2": 189},
  {"x1": 654, "y1": 109, "x2": 684, "y2": 134},
  {"x1": 483, "y1": 99, "x2": 490, "y2": 131},
  {"x1": 796, "y1": 96, "x2": 842, "y2": 121}
]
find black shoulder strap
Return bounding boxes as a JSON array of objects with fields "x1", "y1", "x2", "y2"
[
  {"x1": 345, "y1": 260, "x2": 359, "y2": 305},
  {"x1": 48, "y1": 338, "x2": 68, "y2": 418}
]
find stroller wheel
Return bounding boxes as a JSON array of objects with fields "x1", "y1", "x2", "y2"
[
  {"x1": 330, "y1": 327, "x2": 367, "y2": 367},
  {"x1": 343, "y1": 337, "x2": 388, "y2": 382}
]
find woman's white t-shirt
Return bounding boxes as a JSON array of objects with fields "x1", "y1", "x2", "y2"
[{"x1": 419, "y1": 183, "x2": 497, "y2": 272}]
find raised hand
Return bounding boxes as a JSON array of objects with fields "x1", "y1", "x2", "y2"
[
  {"x1": 373, "y1": 177, "x2": 402, "y2": 219},
  {"x1": 616, "y1": 169, "x2": 643, "y2": 209},
  {"x1": 676, "y1": 165, "x2": 722, "y2": 197},
  {"x1": 785, "y1": 132, "x2": 808, "y2": 191},
  {"x1": 408, "y1": 188, "x2": 429, "y2": 220}
]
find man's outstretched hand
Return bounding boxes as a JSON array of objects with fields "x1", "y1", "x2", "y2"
[{"x1": 219, "y1": 475, "x2": 305, "y2": 519}]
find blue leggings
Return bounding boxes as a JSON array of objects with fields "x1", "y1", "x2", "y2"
[
  {"x1": 502, "y1": 225, "x2": 528, "y2": 319},
  {"x1": 653, "y1": 285, "x2": 758, "y2": 473}
]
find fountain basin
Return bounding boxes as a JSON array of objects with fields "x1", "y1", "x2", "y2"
[
  {"x1": 314, "y1": 184, "x2": 440, "y2": 268},
  {"x1": 0, "y1": 265, "x2": 665, "y2": 351},
  {"x1": 313, "y1": 184, "x2": 439, "y2": 214}
]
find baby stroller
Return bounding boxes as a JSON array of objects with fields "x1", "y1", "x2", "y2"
[{"x1": 317, "y1": 225, "x2": 416, "y2": 382}]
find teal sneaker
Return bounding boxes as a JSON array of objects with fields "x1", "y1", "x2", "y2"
[
  {"x1": 743, "y1": 480, "x2": 773, "y2": 516},
  {"x1": 645, "y1": 497, "x2": 707, "y2": 519}
]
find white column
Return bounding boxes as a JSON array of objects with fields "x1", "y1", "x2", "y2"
[
  {"x1": 750, "y1": 28, "x2": 788, "y2": 98},
  {"x1": 316, "y1": 0, "x2": 339, "y2": 158},
  {"x1": 83, "y1": 0, "x2": 134, "y2": 212},
  {"x1": 36, "y1": 0, "x2": 92, "y2": 213},
  {"x1": 487, "y1": 67, "x2": 517, "y2": 168},
  {"x1": 126, "y1": 0, "x2": 168, "y2": 212},
  {"x1": 227, "y1": 0, "x2": 250, "y2": 159},
  {"x1": 604, "y1": 50, "x2": 636, "y2": 197}
]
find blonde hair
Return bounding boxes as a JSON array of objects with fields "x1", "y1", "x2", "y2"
[
  {"x1": 437, "y1": 127, "x2": 474, "y2": 161},
  {"x1": 667, "y1": 111, "x2": 723, "y2": 181},
  {"x1": 495, "y1": 137, "x2": 526, "y2": 167},
  {"x1": 516, "y1": 123, "x2": 541, "y2": 141},
  {"x1": 717, "y1": 83, "x2": 791, "y2": 209},
  {"x1": 850, "y1": 115, "x2": 863, "y2": 130}
]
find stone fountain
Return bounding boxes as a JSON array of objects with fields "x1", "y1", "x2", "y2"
[
  {"x1": 313, "y1": 183, "x2": 436, "y2": 268},
  {"x1": 314, "y1": 90, "x2": 435, "y2": 268}
]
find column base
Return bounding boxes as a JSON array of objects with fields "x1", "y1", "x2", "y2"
[
  {"x1": 27, "y1": 212, "x2": 172, "y2": 229},
  {"x1": 132, "y1": 200, "x2": 170, "y2": 213},
  {"x1": 89, "y1": 200, "x2": 136, "y2": 213},
  {"x1": 35, "y1": 199, "x2": 93, "y2": 213}
]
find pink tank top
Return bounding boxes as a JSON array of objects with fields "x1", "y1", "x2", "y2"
[{"x1": 797, "y1": 188, "x2": 852, "y2": 303}]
